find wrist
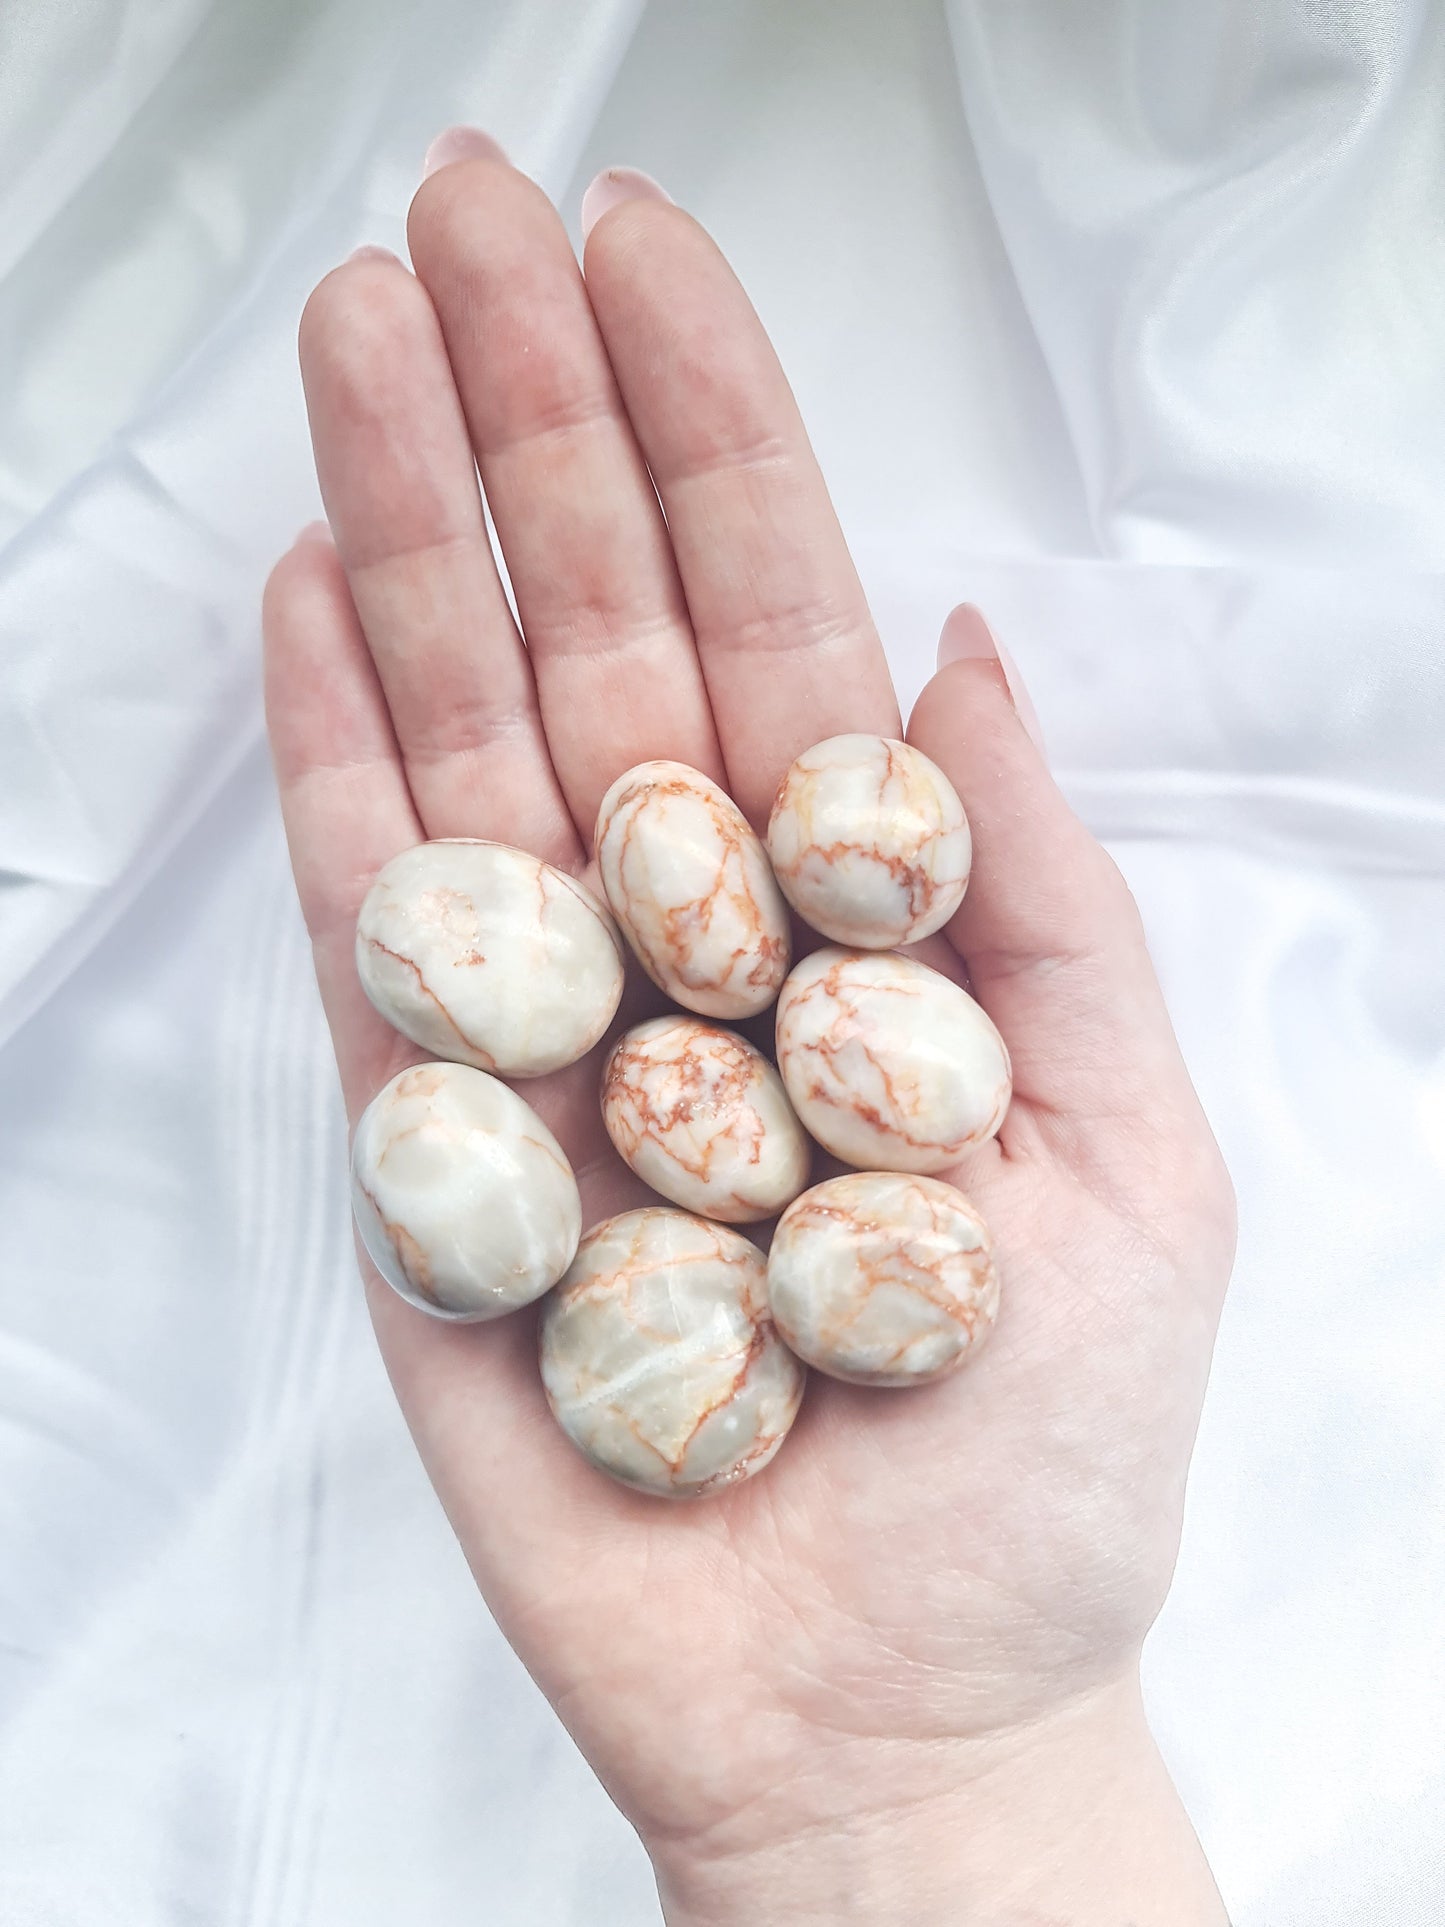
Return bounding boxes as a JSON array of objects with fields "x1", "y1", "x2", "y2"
[{"x1": 650, "y1": 1671, "x2": 1226, "y2": 1927}]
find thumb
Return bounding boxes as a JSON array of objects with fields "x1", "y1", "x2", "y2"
[{"x1": 909, "y1": 606, "x2": 1213, "y2": 1201}]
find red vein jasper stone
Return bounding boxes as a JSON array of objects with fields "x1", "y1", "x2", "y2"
[
  {"x1": 356, "y1": 839, "x2": 624, "y2": 1078},
  {"x1": 600, "y1": 1016, "x2": 811, "y2": 1224},
  {"x1": 539, "y1": 1208, "x2": 805, "y2": 1498},
  {"x1": 767, "y1": 734, "x2": 971, "y2": 948},
  {"x1": 594, "y1": 761, "x2": 791, "y2": 1019},
  {"x1": 768, "y1": 1173, "x2": 999, "y2": 1386},
  {"x1": 775, "y1": 948, "x2": 1011, "y2": 1174},
  {"x1": 351, "y1": 1062, "x2": 581, "y2": 1321}
]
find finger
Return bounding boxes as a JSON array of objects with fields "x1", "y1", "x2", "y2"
[
  {"x1": 582, "y1": 195, "x2": 900, "y2": 825},
  {"x1": 908, "y1": 609, "x2": 1221, "y2": 1210},
  {"x1": 261, "y1": 528, "x2": 423, "y2": 1118},
  {"x1": 260, "y1": 521, "x2": 633, "y2": 1189},
  {"x1": 406, "y1": 159, "x2": 723, "y2": 834},
  {"x1": 263, "y1": 526, "x2": 646, "y2": 1593},
  {"x1": 298, "y1": 250, "x2": 578, "y2": 865}
]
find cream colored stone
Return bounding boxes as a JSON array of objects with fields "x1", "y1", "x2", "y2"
[
  {"x1": 775, "y1": 947, "x2": 1011, "y2": 1173},
  {"x1": 600, "y1": 1015, "x2": 811, "y2": 1224},
  {"x1": 351, "y1": 1062, "x2": 581, "y2": 1321},
  {"x1": 356, "y1": 839, "x2": 624, "y2": 1077},
  {"x1": 767, "y1": 733, "x2": 970, "y2": 947},
  {"x1": 595, "y1": 761, "x2": 791, "y2": 1019},
  {"x1": 768, "y1": 1172, "x2": 999, "y2": 1386},
  {"x1": 539, "y1": 1208, "x2": 805, "y2": 1497}
]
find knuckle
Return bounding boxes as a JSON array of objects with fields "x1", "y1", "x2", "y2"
[{"x1": 1088, "y1": 843, "x2": 1148, "y2": 944}]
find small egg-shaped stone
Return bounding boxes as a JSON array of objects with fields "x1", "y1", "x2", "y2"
[
  {"x1": 600, "y1": 1015, "x2": 811, "y2": 1224},
  {"x1": 595, "y1": 761, "x2": 791, "y2": 1019},
  {"x1": 351, "y1": 1062, "x2": 581, "y2": 1320},
  {"x1": 768, "y1": 1172, "x2": 999, "y2": 1386},
  {"x1": 356, "y1": 839, "x2": 624, "y2": 1078},
  {"x1": 539, "y1": 1208, "x2": 805, "y2": 1498},
  {"x1": 767, "y1": 734, "x2": 971, "y2": 947},
  {"x1": 775, "y1": 948, "x2": 1011, "y2": 1174}
]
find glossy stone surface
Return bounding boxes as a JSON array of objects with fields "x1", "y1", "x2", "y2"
[
  {"x1": 539, "y1": 1208, "x2": 805, "y2": 1498},
  {"x1": 351, "y1": 1062, "x2": 581, "y2": 1321},
  {"x1": 594, "y1": 761, "x2": 791, "y2": 1019},
  {"x1": 775, "y1": 948, "x2": 1011, "y2": 1174},
  {"x1": 768, "y1": 1173, "x2": 999, "y2": 1386},
  {"x1": 767, "y1": 733, "x2": 970, "y2": 947},
  {"x1": 601, "y1": 1015, "x2": 811, "y2": 1224},
  {"x1": 356, "y1": 839, "x2": 624, "y2": 1078}
]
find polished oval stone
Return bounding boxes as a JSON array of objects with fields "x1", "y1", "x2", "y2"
[
  {"x1": 767, "y1": 733, "x2": 970, "y2": 947},
  {"x1": 356, "y1": 839, "x2": 624, "y2": 1078},
  {"x1": 775, "y1": 947, "x2": 1011, "y2": 1173},
  {"x1": 594, "y1": 761, "x2": 791, "y2": 1019},
  {"x1": 351, "y1": 1062, "x2": 581, "y2": 1321},
  {"x1": 539, "y1": 1208, "x2": 805, "y2": 1498},
  {"x1": 600, "y1": 1015, "x2": 811, "y2": 1224},
  {"x1": 768, "y1": 1172, "x2": 999, "y2": 1386}
]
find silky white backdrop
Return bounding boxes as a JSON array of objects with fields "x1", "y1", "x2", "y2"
[{"x1": 1, "y1": 3, "x2": 1442, "y2": 1922}]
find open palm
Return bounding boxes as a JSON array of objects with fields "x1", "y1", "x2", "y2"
[{"x1": 263, "y1": 153, "x2": 1235, "y2": 1908}]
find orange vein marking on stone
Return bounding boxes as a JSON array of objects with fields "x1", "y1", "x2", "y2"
[
  {"x1": 365, "y1": 938, "x2": 495, "y2": 1065},
  {"x1": 357, "y1": 1180, "x2": 441, "y2": 1308}
]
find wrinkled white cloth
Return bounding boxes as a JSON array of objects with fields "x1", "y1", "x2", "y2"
[{"x1": 1, "y1": 3, "x2": 1442, "y2": 1923}]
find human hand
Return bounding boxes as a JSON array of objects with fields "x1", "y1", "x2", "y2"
[{"x1": 263, "y1": 146, "x2": 1235, "y2": 1925}]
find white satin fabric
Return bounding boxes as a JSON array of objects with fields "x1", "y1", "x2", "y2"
[{"x1": 2, "y1": 3, "x2": 1441, "y2": 1922}]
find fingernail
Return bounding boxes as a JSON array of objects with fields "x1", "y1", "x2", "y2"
[
  {"x1": 423, "y1": 125, "x2": 508, "y2": 177},
  {"x1": 296, "y1": 520, "x2": 334, "y2": 547},
  {"x1": 580, "y1": 166, "x2": 673, "y2": 240},
  {"x1": 347, "y1": 244, "x2": 399, "y2": 265},
  {"x1": 938, "y1": 603, "x2": 1047, "y2": 755}
]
